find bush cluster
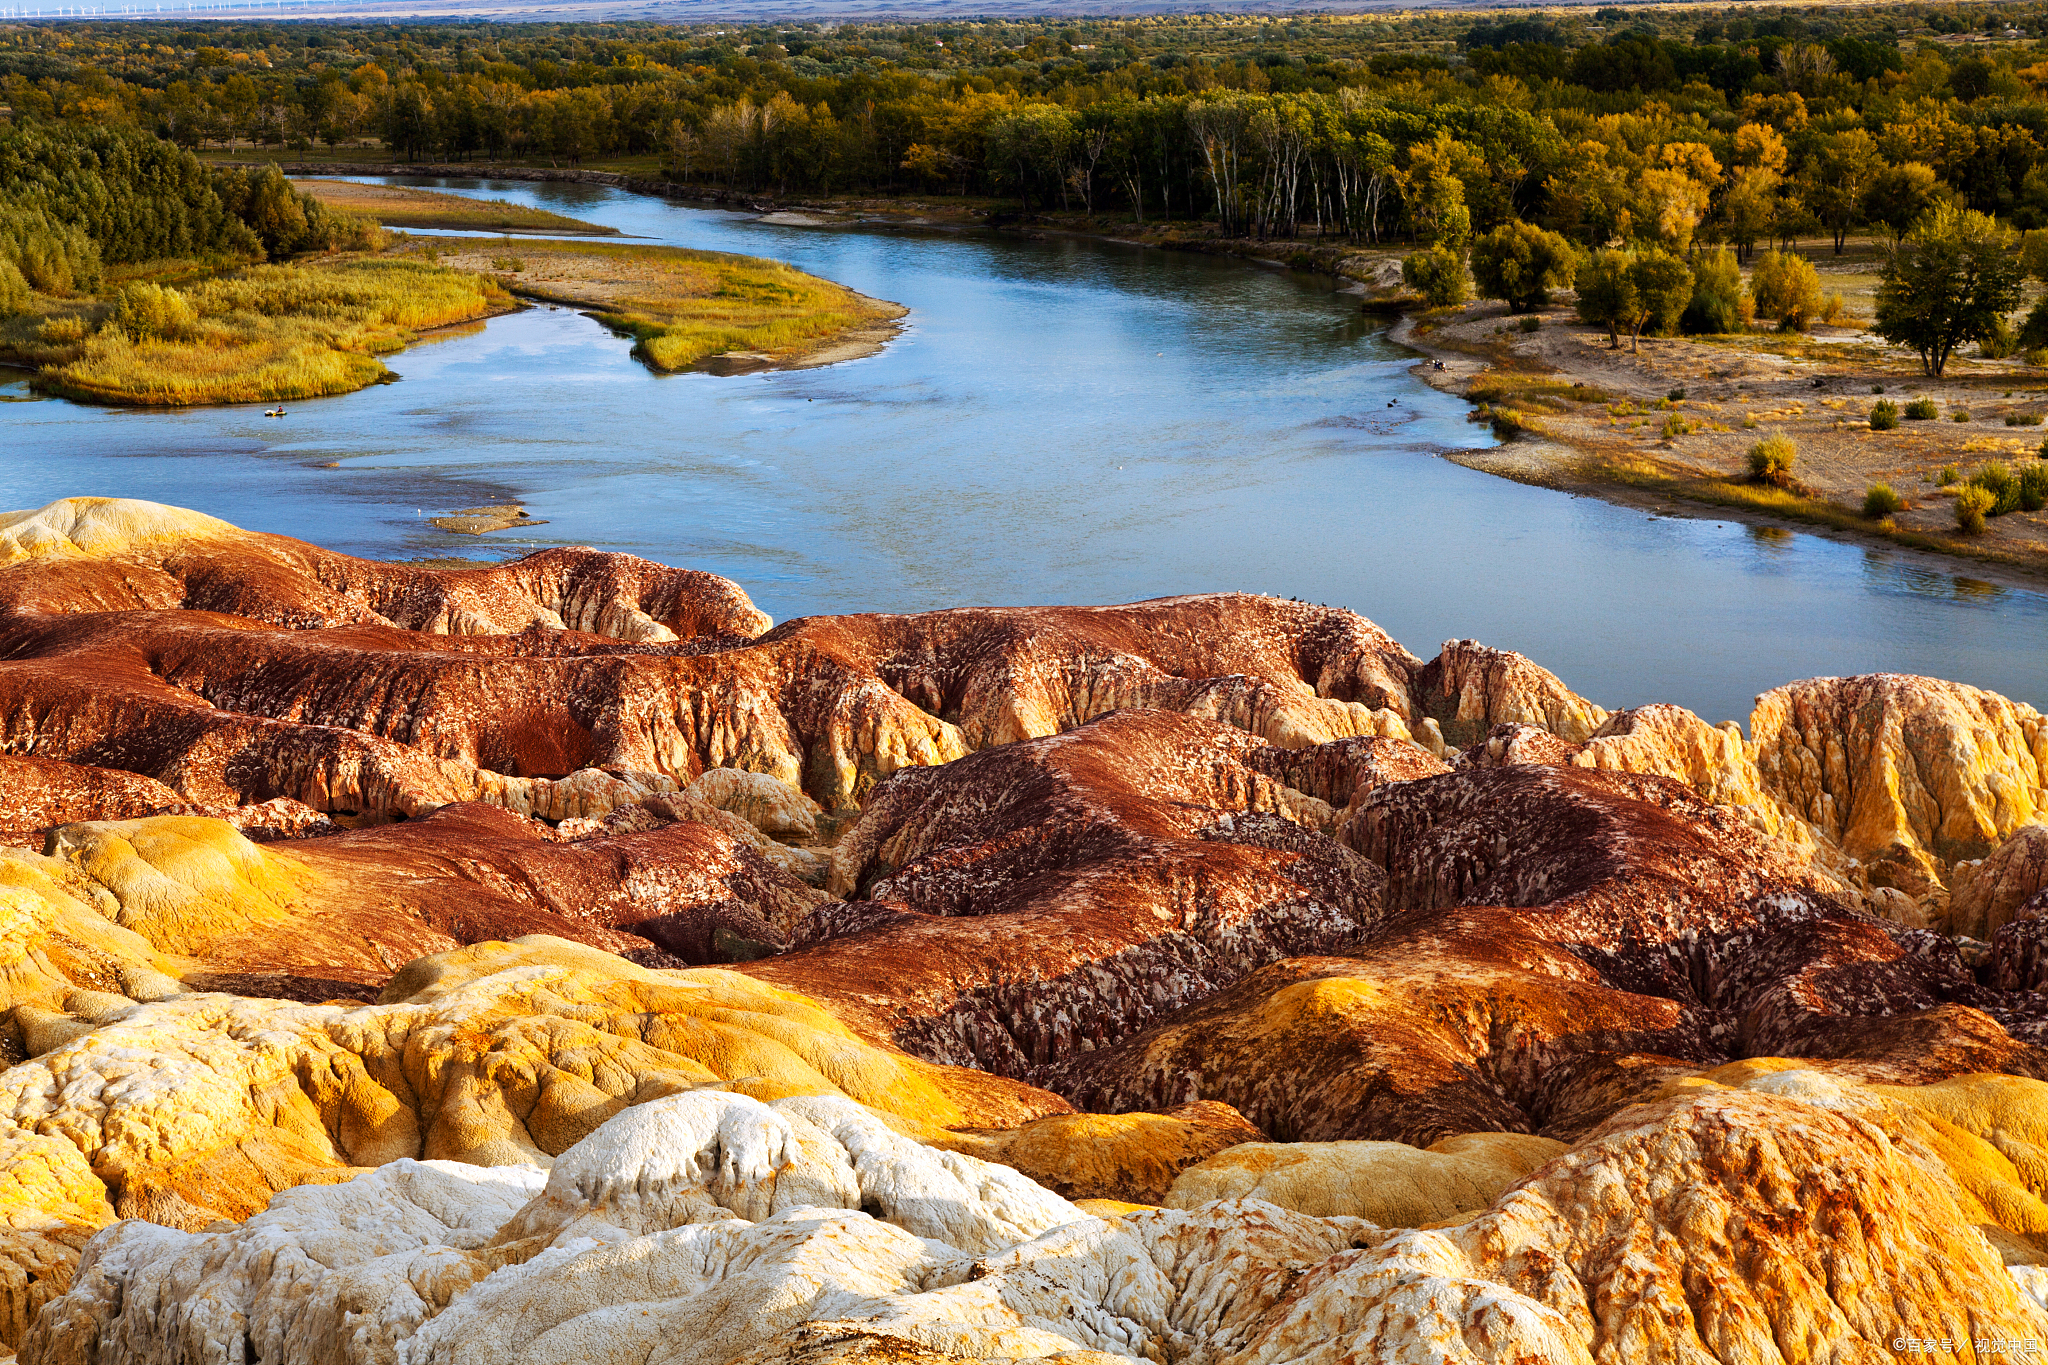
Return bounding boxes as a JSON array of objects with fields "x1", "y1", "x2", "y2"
[
  {"x1": 1904, "y1": 398, "x2": 1939, "y2": 420},
  {"x1": 1868, "y1": 399, "x2": 1899, "y2": 430},
  {"x1": 1748, "y1": 432, "x2": 1798, "y2": 485}
]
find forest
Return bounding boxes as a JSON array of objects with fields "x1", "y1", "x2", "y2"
[{"x1": 0, "y1": 4, "x2": 2043, "y2": 250}]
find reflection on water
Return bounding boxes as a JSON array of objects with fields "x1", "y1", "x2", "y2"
[{"x1": 3, "y1": 175, "x2": 2045, "y2": 725}]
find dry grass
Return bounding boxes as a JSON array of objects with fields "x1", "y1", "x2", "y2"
[
  {"x1": 7, "y1": 257, "x2": 510, "y2": 406},
  {"x1": 295, "y1": 180, "x2": 616, "y2": 237},
  {"x1": 434, "y1": 237, "x2": 901, "y2": 372}
]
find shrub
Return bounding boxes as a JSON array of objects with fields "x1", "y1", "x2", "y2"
[
  {"x1": 2029, "y1": 349, "x2": 2048, "y2": 367},
  {"x1": 1981, "y1": 312, "x2": 2021, "y2": 359},
  {"x1": 1748, "y1": 432, "x2": 1798, "y2": 485},
  {"x1": 1819, "y1": 292, "x2": 1848, "y2": 325},
  {"x1": 1682, "y1": 247, "x2": 1747, "y2": 334},
  {"x1": 2022, "y1": 462, "x2": 2048, "y2": 511},
  {"x1": 1750, "y1": 250, "x2": 1824, "y2": 331},
  {"x1": 1952, "y1": 408, "x2": 1972, "y2": 421},
  {"x1": 1403, "y1": 246, "x2": 1469, "y2": 307},
  {"x1": 113, "y1": 282, "x2": 198, "y2": 342},
  {"x1": 2008, "y1": 412, "x2": 2045, "y2": 426},
  {"x1": 1955, "y1": 483, "x2": 1995, "y2": 533},
  {"x1": 1938, "y1": 464, "x2": 1962, "y2": 486},
  {"x1": 1904, "y1": 398, "x2": 1939, "y2": 419},
  {"x1": 490, "y1": 255, "x2": 525, "y2": 272},
  {"x1": 2024, "y1": 297, "x2": 2048, "y2": 350},
  {"x1": 1973, "y1": 461, "x2": 2021, "y2": 514},
  {"x1": 36, "y1": 315, "x2": 86, "y2": 344},
  {"x1": 1871, "y1": 384, "x2": 1886, "y2": 394},
  {"x1": 1864, "y1": 482, "x2": 1905, "y2": 517},
  {"x1": 0, "y1": 258, "x2": 26, "y2": 317},
  {"x1": 1662, "y1": 412, "x2": 1693, "y2": 438},
  {"x1": 1869, "y1": 399, "x2": 1899, "y2": 430},
  {"x1": 1469, "y1": 220, "x2": 1579, "y2": 312},
  {"x1": 1668, "y1": 387, "x2": 1687, "y2": 401},
  {"x1": 0, "y1": 205, "x2": 102, "y2": 296},
  {"x1": 1518, "y1": 315, "x2": 1541, "y2": 333}
]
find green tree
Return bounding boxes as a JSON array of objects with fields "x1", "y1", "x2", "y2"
[
  {"x1": 1401, "y1": 244, "x2": 1468, "y2": 306},
  {"x1": 1682, "y1": 247, "x2": 1749, "y2": 334},
  {"x1": 1469, "y1": 220, "x2": 1579, "y2": 313},
  {"x1": 1862, "y1": 162, "x2": 1940, "y2": 245},
  {"x1": 1805, "y1": 129, "x2": 1883, "y2": 255},
  {"x1": 1575, "y1": 247, "x2": 1689, "y2": 351},
  {"x1": 1874, "y1": 202, "x2": 2025, "y2": 377}
]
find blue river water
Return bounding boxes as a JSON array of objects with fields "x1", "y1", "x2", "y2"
[{"x1": 4, "y1": 175, "x2": 2043, "y2": 725}]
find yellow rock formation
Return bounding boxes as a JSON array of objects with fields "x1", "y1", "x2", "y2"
[
  {"x1": 0, "y1": 498, "x2": 232, "y2": 567},
  {"x1": 1162, "y1": 1130, "x2": 1568, "y2": 1226},
  {"x1": 1951, "y1": 825, "x2": 2048, "y2": 939},
  {"x1": 1751, "y1": 674, "x2": 2048, "y2": 896}
]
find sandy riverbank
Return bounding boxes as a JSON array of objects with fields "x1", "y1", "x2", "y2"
[{"x1": 1391, "y1": 299, "x2": 2048, "y2": 586}]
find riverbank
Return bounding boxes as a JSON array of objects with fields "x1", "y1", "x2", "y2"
[
  {"x1": 229, "y1": 158, "x2": 1416, "y2": 297},
  {"x1": 295, "y1": 179, "x2": 620, "y2": 237},
  {"x1": 426, "y1": 236, "x2": 906, "y2": 374},
  {"x1": 1392, "y1": 302, "x2": 2048, "y2": 587}
]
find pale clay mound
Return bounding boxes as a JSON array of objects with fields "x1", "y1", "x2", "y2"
[
  {"x1": 24, "y1": 1073, "x2": 2048, "y2": 1365},
  {"x1": 5, "y1": 499, "x2": 2048, "y2": 1360}
]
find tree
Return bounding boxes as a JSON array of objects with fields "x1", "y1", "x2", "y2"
[
  {"x1": 1805, "y1": 129, "x2": 1883, "y2": 255},
  {"x1": 1575, "y1": 249, "x2": 1636, "y2": 348},
  {"x1": 1402, "y1": 244, "x2": 1469, "y2": 306},
  {"x1": 1469, "y1": 219, "x2": 1578, "y2": 312},
  {"x1": 1863, "y1": 162, "x2": 1940, "y2": 244},
  {"x1": 1575, "y1": 247, "x2": 1689, "y2": 351},
  {"x1": 1749, "y1": 251, "x2": 1823, "y2": 331},
  {"x1": 1874, "y1": 202, "x2": 2026, "y2": 376},
  {"x1": 1682, "y1": 247, "x2": 1750, "y2": 333}
]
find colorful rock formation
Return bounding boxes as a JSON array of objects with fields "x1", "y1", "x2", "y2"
[{"x1": 3, "y1": 497, "x2": 2048, "y2": 1362}]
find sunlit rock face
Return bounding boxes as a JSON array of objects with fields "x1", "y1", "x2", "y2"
[{"x1": 7, "y1": 499, "x2": 2048, "y2": 1362}]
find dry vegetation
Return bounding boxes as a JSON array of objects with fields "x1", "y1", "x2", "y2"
[
  {"x1": 295, "y1": 180, "x2": 618, "y2": 237},
  {"x1": 432, "y1": 236, "x2": 905, "y2": 373},
  {"x1": 2, "y1": 256, "x2": 512, "y2": 405},
  {"x1": 1399, "y1": 242, "x2": 2048, "y2": 577}
]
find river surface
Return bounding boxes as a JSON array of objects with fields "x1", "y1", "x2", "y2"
[{"x1": 5, "y1": 175, "x2": 2045, "y2": 724}]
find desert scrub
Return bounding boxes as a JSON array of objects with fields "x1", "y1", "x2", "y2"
[
  {"x1": 1938, "y1": 464, "x2": 1962, "y2": 486},
  {"x1": 1863, "y1": 483, "x2": 1905, "y2": 517},
  {"x1": 1869, "y1": 399, "x2": 1899, "y2": 430},
  {"x1": 1748, "y1": 432, "x2": 1798, "y2": 486},
  {"x1": 1972, "y1": 462, "x2": 2022, "y2": 515},
  {"x1": 1905, "y1": 398, "x2": 1939, "y2": 420},
  {"x1": 1952, "y1": 409, "x2": 1973, "y2": 422},
  {"x1": 489, "y1": 255, "x2": 525, "y2": 272},
  {"x1": 26, "y1": 257, "x2": 507, "y2": 406},
  {"x1": 1518, "y1": 316, "x2": 1541, "y2": 333},
  {"x1": 2023, "y1": 463, "x2": 2048, "y2": 511},
  {"x1": 2008, "y1": 412, "x2": 2045, "y2": 426},
  {"x1": 1955, "y1": 484, "x2": 1995, "y2": 533},
  {"x1": 1661, "y1": 412, "x2": 1694, "y2": 439}
]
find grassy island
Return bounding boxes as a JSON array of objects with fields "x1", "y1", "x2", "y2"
[
  {"x1": 0, "y1": 122, "x2": 901, "y2": 406},
  {"x1": 435, "y1": 236, "x2": 905, "y2": 373},
  {"x1": 293, "y1": 180, "x2": 618, "y2": 237},
  {"x1": 5, "y1": 256, "x2": 513, "y2": 406}
]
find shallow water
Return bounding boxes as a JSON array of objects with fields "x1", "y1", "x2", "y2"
[{"x1": 4, "y1": 176, "x2": 2044, "y2": 724}]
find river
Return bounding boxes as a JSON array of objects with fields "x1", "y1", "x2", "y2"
[{"x1": 4, "y1": 175, "x2": 2043, "y2": 725}]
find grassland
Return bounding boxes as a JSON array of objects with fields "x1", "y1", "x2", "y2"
[
  {"x1": 3, "y1": 256, "x2": 514, "y2": 406},
  {"x1": 295, "y1": 179, "x2": 618, "y2": 237},
  {"x1": 430, "y1": 236, "x2": 906, "y2": 373}
]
